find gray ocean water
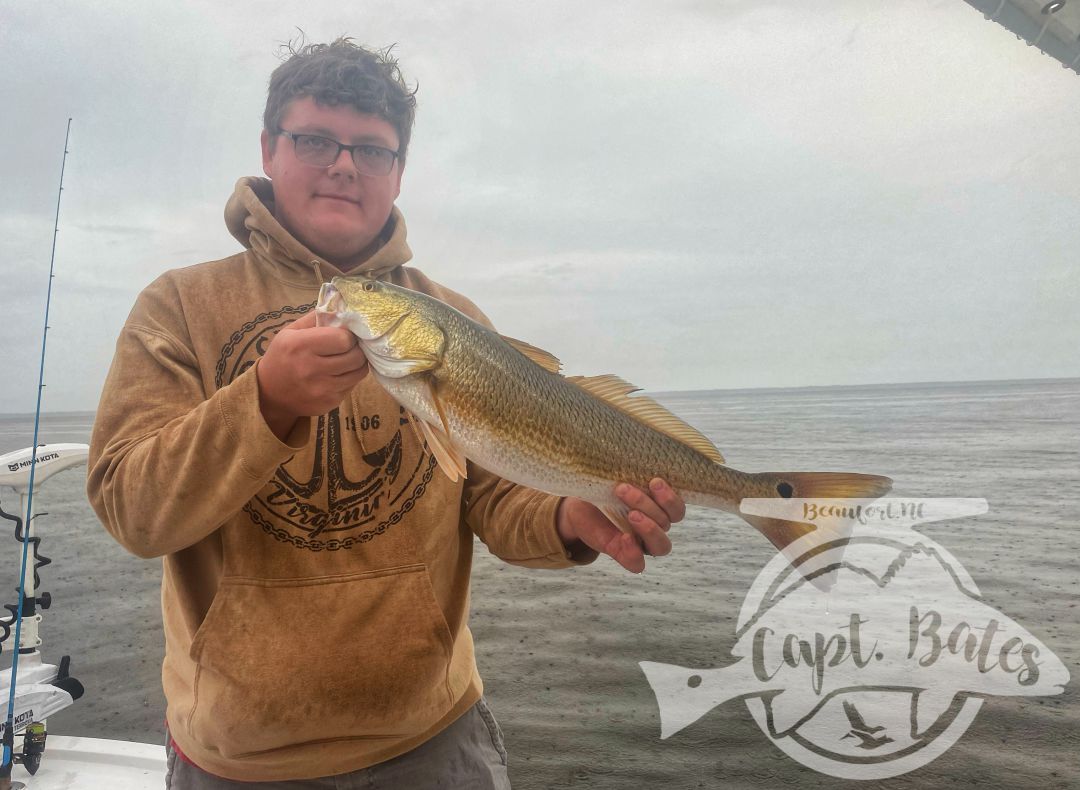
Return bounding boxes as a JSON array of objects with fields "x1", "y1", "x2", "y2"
[{"x1": 0, "y1": 378, "x2": 1077, "y2": 788}]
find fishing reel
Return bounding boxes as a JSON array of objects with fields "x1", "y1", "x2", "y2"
[
  {"x1": 18, "y1": 723, "x2": 45, "y2": 775},
  {"x1": 0, "y1": 719, "x2": 47, "y2": 780}
]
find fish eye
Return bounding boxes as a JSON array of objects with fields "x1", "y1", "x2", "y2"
[{"x1": 363, "y1": 282, "x2": 375, "y2": 292}]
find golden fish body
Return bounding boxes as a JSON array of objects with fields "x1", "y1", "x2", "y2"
[{"x1": 317, "y1": 276, "x2": 891, "y2": 552}]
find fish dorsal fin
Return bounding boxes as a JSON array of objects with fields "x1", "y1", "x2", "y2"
[
  {"x1": 418, "y1": 418, "x2": 468, "y2": 483},
  {"x1": 564, "y1": 374, "x2": 726, "y2": 464},
  {"x1": 500, "y1": 335, "x2": 562, "y2": 374}
]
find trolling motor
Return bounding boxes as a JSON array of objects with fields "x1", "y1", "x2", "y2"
[{"x1": 0, "y1": 444, "x2": 88, "y2": 781}]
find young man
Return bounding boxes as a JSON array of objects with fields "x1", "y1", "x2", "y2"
[{"x1": 88, "y1": 39, "x2": 683, "y2": 788}]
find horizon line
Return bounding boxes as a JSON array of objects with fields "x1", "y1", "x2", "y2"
[{"x1": 1, "y1": 374, "x2": 1077, "y2": 418}]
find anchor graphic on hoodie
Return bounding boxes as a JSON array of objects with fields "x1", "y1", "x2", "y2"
[{"x1": 272, "y1": 407, "x2": 403, "y2": 537}]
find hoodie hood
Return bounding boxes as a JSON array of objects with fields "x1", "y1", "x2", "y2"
[{"x1": 224, "y1": 176, "x2": 412, "y2": 284}]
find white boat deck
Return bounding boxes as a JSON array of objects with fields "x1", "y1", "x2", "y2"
[{"x1": 9, "y1": 736, "x2": 164, "y2": 789}]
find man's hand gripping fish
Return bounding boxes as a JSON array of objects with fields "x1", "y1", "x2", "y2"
[{"x1": 316, "y1": 276, "x2": 892, "y2": 558}]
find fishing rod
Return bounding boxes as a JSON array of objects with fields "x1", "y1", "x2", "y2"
[{"x1": 0, "y1": 118, "x2": 73, "y2": 787}]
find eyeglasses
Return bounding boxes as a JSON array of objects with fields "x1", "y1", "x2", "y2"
[{"x1": 278, "y1": 130, "x2": 399, "y2": 177}]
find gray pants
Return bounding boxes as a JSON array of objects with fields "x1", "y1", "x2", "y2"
[{"x1": 165, "y1": 698, "x2": 511, "y2": 789}]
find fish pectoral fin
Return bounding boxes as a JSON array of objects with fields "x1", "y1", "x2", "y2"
[
  {"x1": 500, "y1": 335, "x2": 562, "y2": 374},
  {"x1": 427, "y1": 379, "x2": 454, "y2": 438},
  {"x1": 600, "y1": 503, "x2": 635, "y2": 534},
  {"x1": 404, "y1": 411, "x2": 427, "y2": 450},
  {"x1": 566, "y1": 374, "x2": 725, "y2": 464},
  {"x1": 418, "y1": 418, "x2": 468, "y2": 483}
]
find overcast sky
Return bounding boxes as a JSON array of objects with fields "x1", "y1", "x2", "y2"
[{"x1": 2, "y1": 0, "x2": 1078, "y2": 413}]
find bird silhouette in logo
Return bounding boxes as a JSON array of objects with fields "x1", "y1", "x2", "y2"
[{"x1": 840, "y1": 700, "x2": 894, "y2": 750}]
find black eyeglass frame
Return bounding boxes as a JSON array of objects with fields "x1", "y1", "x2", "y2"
[{"x1": 277, "y1": 130, "x2": 400, "y2": 176}]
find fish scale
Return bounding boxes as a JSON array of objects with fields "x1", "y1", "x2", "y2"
[{"x1": 434, "y1": 311, "x2": 724, "y2": 503}]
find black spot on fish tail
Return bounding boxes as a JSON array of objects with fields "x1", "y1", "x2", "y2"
[{"x1": 777, "y1": 481, "x2": 794, "y2": 498}]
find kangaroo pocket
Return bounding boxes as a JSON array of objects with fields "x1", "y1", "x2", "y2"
[{"x1": 187, "y1": 565, "x2": 455, "y2": 758}]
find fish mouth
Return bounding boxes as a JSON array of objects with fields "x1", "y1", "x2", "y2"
[
  {"x1": 316, "y1": 280, "x2": 411, "y2": 344},
  {"x1": 317, "y1": 282, "x2": 346, "y2": 314}
]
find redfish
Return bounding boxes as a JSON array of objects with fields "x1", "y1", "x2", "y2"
[{"x1": 317, "y1": 276, "x2": 891, "y2": 554}]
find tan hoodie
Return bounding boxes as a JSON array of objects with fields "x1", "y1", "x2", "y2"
[{"x1": 87, "y1": 177, "x2": 592, "y2": 782}]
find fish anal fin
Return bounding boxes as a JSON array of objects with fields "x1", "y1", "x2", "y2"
[
  {"x1": 600, "y1": 503, "x2": 634, "y2": 534},
  {"x1": 501, "y1": 335, "x2": 562, "y2": 374},
  {"x1": 566, "y1": 374, "x2": 725, "y2": 464},
  {"x1": 418, "y1": 419, "x2": 468, "y2": 483}
]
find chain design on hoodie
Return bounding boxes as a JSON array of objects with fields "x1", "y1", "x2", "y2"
[
  {"x1": 243, "y1": 453, "x2": 437, "y2": 551},
  {"x1": 214, "y1": 304, "x2": 312, "y2": 385},
  {"x1": 216, "y1": 305, "x2": 436, "y2": 550}
]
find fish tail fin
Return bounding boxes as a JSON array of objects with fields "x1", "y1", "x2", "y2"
[{"x1": 739, "y1": 472, "x2": 893, "y2": 554}]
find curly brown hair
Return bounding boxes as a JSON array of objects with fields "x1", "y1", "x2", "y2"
[{"x1": 264, "y1": 36, "x2": 418, "y2": 163}]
